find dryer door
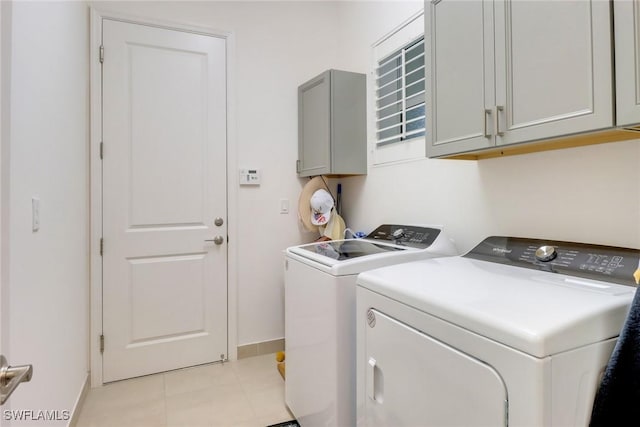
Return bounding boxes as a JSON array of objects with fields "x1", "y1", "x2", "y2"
[{"x1": 364, "y1": 309, "x2": 508, "y2": 427}]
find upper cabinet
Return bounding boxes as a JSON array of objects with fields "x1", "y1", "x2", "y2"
[
  {"x1": 426, "y1": 0, "x2": 614, "y2": 158},
  {"x1": 297, "y1": 70, "x2": 367, "y2": 177},
  {"x1": 615, "y1": 0, "x2": 640, "y2": 128},
  {"x1": 425, "y1": 0, "x2": 494, "y2": 156}
]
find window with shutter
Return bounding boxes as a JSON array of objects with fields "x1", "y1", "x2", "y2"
[
  {"x1": 372, "y1": 11, "x2": 426, "y2": 165},
  {"x1": 375, "y1": 36, "x2": 426, "y2": 146}
]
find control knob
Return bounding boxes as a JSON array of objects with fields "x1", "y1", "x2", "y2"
[
  {"x1": 535, "y1": 245, "x2": 557, "y2": 262},
  {"x1": 392, "y1": 228, "x2": 405, "y2": 240}
]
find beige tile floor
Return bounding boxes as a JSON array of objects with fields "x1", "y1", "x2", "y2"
[{"x1": 76, "y1": 353, "x2": 294, "y2": 427}]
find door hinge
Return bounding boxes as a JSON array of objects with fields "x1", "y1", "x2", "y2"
[
  {"x1": 99, "y1": 45, "x2": 104, "y2": 63},
  {"x1": 100, "y1": 335, "x2": 105, "y2": 353},
  {"x1": 100, "y1": 142, "x2": 104, "y2": 160},
  {"x1": 100, "y1": 238, "x2": 104, "y2": 256},
  {"x1": 296, "y1": 160, "x2": 300, "y2": 173}
]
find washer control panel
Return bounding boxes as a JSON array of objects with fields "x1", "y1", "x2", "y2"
[
  {"x1": 465, "y1": 236, "x2": 640, "y2": 287},
  {"x1": 366, "y1": 224, "x2": 441, "y2": 249}
]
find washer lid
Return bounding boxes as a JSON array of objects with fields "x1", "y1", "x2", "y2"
[
  {"x1": 287, "y1": 239, "x2": 419, "y2": 275},
  {"x1": 357, "y1": 256, "x2": 637, "y2": 358},
  {"x1": 292, "y1": 239, "x2": 407, "y2": 262},
  {"x1": 285, "y1": 225, "x2": 458, "y2": 276}
]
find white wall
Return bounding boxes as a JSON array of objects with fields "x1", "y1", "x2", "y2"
[
  {"x1": 87, "y1": 0, "x2": 640, "y2": 353},
  {"x1": 334, "y1": 1, "x2": 640, "y2": 253},
  {"x1": 8, "y1": 0, "x2": 89, "y2": 423},
  {"x1": 91, "y1": 1, "x2": 341, "y2": 346}
]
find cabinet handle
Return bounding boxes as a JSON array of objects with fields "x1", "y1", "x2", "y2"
[
  {"x1": 496, "y1": 105, "x2": 505, "y2": 136},
  {"x1": 483, "y1": 109, "x2": 492, "y2": 138}
]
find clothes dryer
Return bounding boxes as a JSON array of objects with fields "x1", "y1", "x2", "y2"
[
  {"x1": 356, "y1": 236, "x2": 640, "y2": 426},
  {"x1": 285, "y1": 224, "x2": 457, "y2": 427}
]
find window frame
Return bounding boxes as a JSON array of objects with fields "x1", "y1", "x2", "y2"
[{"x1": 371, "y1": 11, "x2": 426, "y2": 165}]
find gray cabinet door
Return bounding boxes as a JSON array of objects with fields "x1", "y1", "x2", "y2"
[
  {"x1": 298, "y1": 71, "x2": 331, "y2": 177},
  {"x1": 615, "y1": 0, "x2": 640, "y2": 127},
  {"x1": 426, "y1": 0, "x2": 495, "y2": 158},
  {"x1": 493, "y1": 0, "x2": 613, "y2": 146}
]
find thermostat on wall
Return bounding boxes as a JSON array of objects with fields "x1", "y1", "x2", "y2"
[{"x1": 239, "y1": 168, "x2": 261, "y2": 185}]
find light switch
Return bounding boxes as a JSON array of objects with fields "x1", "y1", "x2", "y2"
[
  {"x1": 280, "y1": 199, "x2": 289, "y2": 214},
  {"x1": 32, "y1": 197, "x2": 40, "y2": 232}
]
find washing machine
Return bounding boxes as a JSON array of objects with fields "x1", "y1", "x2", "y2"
[
  {"x1": 284, "y1": 224, "x2": 458, "y2": 427},
  {"x1": 356, "y1": 236, "x2": 640, "y2": 427}
]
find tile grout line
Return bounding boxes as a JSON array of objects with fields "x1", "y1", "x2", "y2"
[{"x1": 162, "y1": 372, "x2": 168, "y2": 427}]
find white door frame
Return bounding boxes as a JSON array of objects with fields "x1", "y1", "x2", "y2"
[
  {"x1": 89, "y1": 7, "x2": 238, "y2": 387},
  {"x1": 0, "y1": 0, "x2": 11, "y2": 367}
]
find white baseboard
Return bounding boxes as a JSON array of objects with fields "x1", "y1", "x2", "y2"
[
  {"x1": 68, "y1": 374, "x2": 90, "y2": 427},
  {"x1": 237, "y1": 338, "x2": 285, "y2": 359}
]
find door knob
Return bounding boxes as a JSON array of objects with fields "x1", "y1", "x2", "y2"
[
  {"x1": 0, "y1": 355, "x2": 33, "y2": 405},
  {"x1": 205, "y1": 236, "x2": 224, "y2": 245},
  {"x1": 214, "y1": 217, "x2": 224, "y2": 226}
]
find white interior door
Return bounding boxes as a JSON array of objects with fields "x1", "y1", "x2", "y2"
[{"x1": 102, "y1": 19, "x2": 228, "y2": 383}]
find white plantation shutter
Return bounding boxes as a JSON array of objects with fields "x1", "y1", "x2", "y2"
[{"x1": 375, "y1": 36, "x2": 426, "y2": 146}]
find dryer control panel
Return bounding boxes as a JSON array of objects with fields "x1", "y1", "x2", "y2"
[
  {"x1": 366, "y1": 224, "x2": 441, "y2": 249},
  {"x1": 465, "y1": 236, "x2": 640, "y2": 287}
]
